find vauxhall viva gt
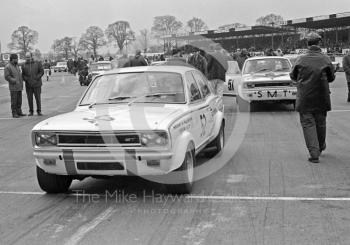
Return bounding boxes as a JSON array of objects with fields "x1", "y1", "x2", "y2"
[
  {"x1": 31, "y1": 66, "x2": 225, "y2": 194},
  {"x1": 235, "y1": 56, "x2": 297, "y2": 111}
]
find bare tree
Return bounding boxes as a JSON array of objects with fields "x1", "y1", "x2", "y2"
[
  {"x1": 151, "y1": 15, "x2": 183, "y2": 36},
  {"x1": 256, "y1": 14, "x2": 284, "y2": 26},
  {"x1": 187, "y1": 17, "x2": 208, "y2": 32},
  {"x1": 8, "y1": 26, "x2": 38, "y2": 55},
  {"x1": 105, "y1": 21, "x2": 135, "y2": 53},
  {"x1": 79, "y1": 26, "x2": 106, "y2": 57},
  {"x1": 71, "y1": 38, "x2": 81, "y2": 59},
  {"x1": 51, "y1": 37, "x2": 73, "y2": 60},
  {"x1": 139, "y1": 29, "x2": 150, "y2": 53}
]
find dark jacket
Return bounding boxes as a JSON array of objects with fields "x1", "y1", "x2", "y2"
[
  {"x1": 124, "y1": 55, "x2": 148, "y2": 67},
  {"x1": 290, "y1": 46, "x2": 335, "y2": 113},
  {"x1": 343, "y1": 54, "x2": 350, "y2": 83},
  {"x1": 4, "y1": 63, "x2": 24, "y2": 91},
  {"x1": 188, "y1": 53, "x2": 208, "y2": 76},
  {"x1": 206, "y1": 51, "x2": 231, "y2": 81},
  {"x1": 22, "y1": 59, "x2": 44, "y2": 88}
]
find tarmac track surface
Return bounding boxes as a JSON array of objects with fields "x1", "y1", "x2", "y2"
[{"x1": 0, "y1": 72, "x2": 350, "y2": 245}]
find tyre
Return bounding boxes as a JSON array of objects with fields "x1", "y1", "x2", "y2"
[
  {"x1": 166, "y1": 145, "x2": 195, "y2": 194},
  {"x1": 36, "y1": 166, "x2": 72, "y2": 193},
  {"x1": 236, "y1": 95, "x2": 251, "y2": 112},
  {"x1": 212, "y1": 123, "x2": 225, "y2": 156}
]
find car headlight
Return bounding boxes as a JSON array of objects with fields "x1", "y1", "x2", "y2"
[
  {"x1": 140, "y1": 131, "x2": 169, "y2": 147},
  {"x1": 243, "y1": 82, "x2": 255, "y2": 89},
  {"x1": 34, "y1": 132, "x2": 57, "y2": 146}
]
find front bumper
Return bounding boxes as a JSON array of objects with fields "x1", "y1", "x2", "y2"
[
  {"x1": 34, "y1": 147, "x2": 175, "y2": 176},
  {"x1": 239, "y1": 87, "x2": 297, "y2": 102}
]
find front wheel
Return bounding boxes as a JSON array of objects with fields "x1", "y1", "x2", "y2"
[
  {"x1": 212, "y1": 123, "x2": 225, "y2": 155},
  {"x1": 36, "y1": 166, "x2": 72, "y2": 193},
  {"x1": 166, "y1": 145, "x2": 195, "y2": 194}
]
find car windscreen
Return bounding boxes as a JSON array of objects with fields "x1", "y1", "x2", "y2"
[
  {"x1": 243, "y1": 59, "x2": 291, "y2": 74},
  {"x1": 90, "y1": 63, "x2": 112, "y2": 71},
  {"x1": 80, "y1": 72, "x2": 186, "y2": 105},
  {"x1": 57, "y1": 62, "x2": 67, "y2": 66}
]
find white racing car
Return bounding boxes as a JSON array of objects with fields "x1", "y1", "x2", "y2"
[
  {"x1": 31, "y1": 66, "x2": 225, "y2": 194},
  {"x1": 235, "y1": 56, "x2": 297, "y2": 111}
]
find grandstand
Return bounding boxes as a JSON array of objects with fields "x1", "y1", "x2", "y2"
[{"x1": 163, "y1": 12, "x2": 350, "y2": 54}]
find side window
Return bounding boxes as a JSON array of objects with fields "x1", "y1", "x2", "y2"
[
  {"x1": 192, "y1": 71, "x2": 211, "y2": 98},
  {"x1": 185, "y1": 72, "x2": 202, "y2": 102}
]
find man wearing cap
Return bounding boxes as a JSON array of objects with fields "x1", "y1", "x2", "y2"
[
  {"x1": 290, "y1": 32, "x2": 335, "y2": 163},
  {"x1": 4, "y1": 54, "x2": 26, "y2": 118},
  {"x1": 22, "y1": 53, "x2": 44, "y2": 116},
  {"x1": 342, "y1": 51, "x2": 350, "y2": 102}
]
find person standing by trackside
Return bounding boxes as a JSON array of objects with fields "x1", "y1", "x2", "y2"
[
  {"x1": 342, "y1": 51, "x2": 350, "y2": 102},
  {"x1": 188, "y1": 47, "x2": 208, "y2": 76},
  {"x1": 22, "y1": 53, "x2": 44, "y2": 116},
  {"x1": 43, "y1": 60, "x2": 51, "y2": 81},
  {"x1": 290, "y1": 32, "x2": 335, "y2": 163},
  {"x1": 4, "y1": 54, "x2": 26, "y2": 118},
  {"x1": 206, "y1": 45, "x2": 232, "y2": 97}
]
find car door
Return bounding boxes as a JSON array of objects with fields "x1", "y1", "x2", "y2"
[
  {"x1": 225, "y1": 61, "x2": 242, "y2": 96},
  {"x1": 185, "y1": 71, "x2": 207, "y2": 147},
  {"x1": 191, "y1": 71, "x2": 216, "y2": 142}
]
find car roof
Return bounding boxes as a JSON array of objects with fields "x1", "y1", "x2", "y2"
[
  {"x1": 246, "y1": 56, "x2": 290, "y2": 61},
  {"x1": 104, "y1": 65, "x2": 196, "y2": 75}
]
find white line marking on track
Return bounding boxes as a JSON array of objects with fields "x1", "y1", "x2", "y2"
[
  {"x1": 329, "y1": 109, "x2": 350, "y2": 113},
  {"x1": 0, "y1": 118, "x2": 33, "y2": 120},
  {"x1": 1, "y1": 191, "x2": 350, "y2": 201},
  {"x1": 64, "y1": 207, "x2": 115, "y2": 245}
]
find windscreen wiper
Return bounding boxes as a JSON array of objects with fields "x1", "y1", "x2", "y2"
[{"x1": 108, "y1": 96, "x2": 135, "y2": 101}]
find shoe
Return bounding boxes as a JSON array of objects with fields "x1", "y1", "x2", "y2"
[
  {"x1": 28, "y1": 112, "x2": 34, "y2": 116},
  {"x1": 308, "y1": 157, "x2": 320, "y2": 163},
  {"x1": 37, "y1": 112, "x2": 43, "y2": 116},
  {"x1": 12, "y1": 114, "x2": 20, "y2": 118},
  {"x1": 18, "y1": 113, "x2": 27, "y2": 117},
  {"x1": 320, "y1": 144, "x2": 326, "y2": 154}
]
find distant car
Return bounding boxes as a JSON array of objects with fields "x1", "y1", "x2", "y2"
[
  {"x1": 83, "y1": 61, "x2": 112, "y2": 86},
  {"x1": 224, "y1": 61, "x2": 242, "y2": 97},
  {"x1": 235, "y1": 56, "x2": 297, "y2": 111},
  {"x1": 31, "y1": 66, "x2": 225, "y2": 194},
  {"x1": 54, "y1": 62, "x2": 68, "y2": 72}
]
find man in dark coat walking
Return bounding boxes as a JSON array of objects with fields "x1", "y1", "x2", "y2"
[
  {"x1": 22, "y1": 53, "x2": 44, "y2": 116},
  {"x1": 342, "y1": 51, "x2": 350, "y2": 102},
  {"x1": 290, "y1": 32, "x2": 335, "y2": 163},
  {"x1": 4, "y1": 54, "x2": 26, "y2": 118}
]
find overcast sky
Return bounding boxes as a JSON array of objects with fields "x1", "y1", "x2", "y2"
[{"x1": 0, "y1": 0, "x2": 349, "y2": 53}]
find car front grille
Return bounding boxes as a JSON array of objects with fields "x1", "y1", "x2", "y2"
[
  {"x1": 247, "y1": 81, "x2": 294, "y2": 88},
  {"x1": 57, "y1": 132, "x2": 141, "y2": 147},
  {"x1": 77, "y1": 162, "x2": 124, "y2": 170}
]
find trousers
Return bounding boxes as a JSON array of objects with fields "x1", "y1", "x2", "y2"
[
  {"x1": 10, "y1": 91, "x2": 23, "y2": 115},
  {"x1": 26, "y1": 86, "x2": 42, "y2": 113},
  {"x1": 299, "y1": 112, "x2": 327, "y2": 158}
]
